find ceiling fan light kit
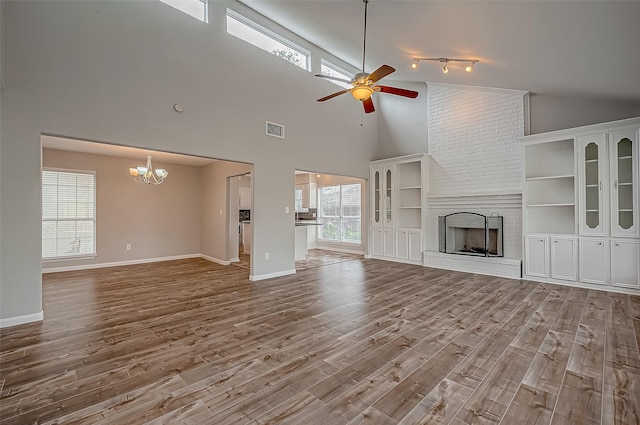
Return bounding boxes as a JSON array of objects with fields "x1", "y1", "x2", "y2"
[
  {"x1": 412, "y1": 57, "x2": 479, "y2": 74},
  {"x1": 315, "y1": 0, "x2": 418, "y2": 113}
]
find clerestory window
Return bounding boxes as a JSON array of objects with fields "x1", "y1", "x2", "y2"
[
  {"x1": 159, "y1": 0, "x2": 208, "y2": 23},
  {"x1": 226, "y1": 9, "x2": 310, "y2": 71}
]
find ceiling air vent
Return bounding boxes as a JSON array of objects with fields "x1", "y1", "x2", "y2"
[{"x1": 266, "y1": 121, "x2": 285, "y2": 139}]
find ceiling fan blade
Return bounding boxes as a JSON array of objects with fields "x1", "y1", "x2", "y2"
[
  {"x1": 376, "y1": 85, "x2": 419, "y2": 99},
  {"x1": 363, "y1": 97, "x2": 375, "y2": 113},
  {"x1": 367, "y1": 65, "x2": 395, "y2": 83},
  {"x1": 314, "y1": 74, "x2": 353, "y2": 85},
  {"x1": 317, "y1": 89, "x2": 350, "y2": 102}
]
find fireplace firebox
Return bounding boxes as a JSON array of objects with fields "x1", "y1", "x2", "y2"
[{"x1": 438, "y1": 212, "x2": 503, "y2": 257}]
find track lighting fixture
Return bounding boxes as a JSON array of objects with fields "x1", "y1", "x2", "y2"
[{"x1": 411, "y1": 57, "x2": 479, "y2": 74}]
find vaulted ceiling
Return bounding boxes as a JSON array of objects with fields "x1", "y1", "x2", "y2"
[{"x1": 241, "y1": 0, "x2": 640, "y2": 104}]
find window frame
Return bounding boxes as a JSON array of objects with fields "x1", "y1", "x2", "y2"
[
  {"x1": 158, "y1": 0, "x2": 208, "y2": 23},
  {"x1": 226, "y1": 8, "x2": 311, "y2": 71},
  {"x1": 42, "y1": 167, "x2": 97, "y2": 261}
]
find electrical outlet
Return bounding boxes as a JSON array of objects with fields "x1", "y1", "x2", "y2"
[
  {"x1": 126, "y1": 244, "x2": 132, "y2": 250},
  {"x1": 264, "y1": 252, "x2": 270, "y2": 260}
]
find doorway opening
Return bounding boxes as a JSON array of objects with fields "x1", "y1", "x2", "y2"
[{"x1": 41, "y1": 135, "x2": 253, "y2": 276}]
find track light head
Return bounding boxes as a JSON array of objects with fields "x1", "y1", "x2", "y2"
[
  {"x1": 411, "y1": 61, "x2": 418, "y2": 70},
  {"x1": 442, "y1": 62, "x2": 449, "y2": 74}
]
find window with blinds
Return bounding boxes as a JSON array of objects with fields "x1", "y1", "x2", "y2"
[{"x1": 42, "y1": 169, "x2": 96, "y2": 260}]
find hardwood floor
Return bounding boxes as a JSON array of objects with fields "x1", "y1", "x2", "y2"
[
  {"x1": 232, "y1": 248, "x2": 363, "y2": 272},
  {"x1": 1, "y1": 257, "x2": 639, "y2": 424}
]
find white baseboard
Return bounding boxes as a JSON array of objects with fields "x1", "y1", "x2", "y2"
[
  {"x1": 199, "y1": 254, "x2": 231, "y2": 266},
  {"x1": 0, "y1": 310, "x2": 43, "y2": 329},
  {"x1": 43, "y1": 254, "x2": 202, "y2": 273},
  {"x1": 250, "y1": 269, "x2": 296, "y2": 281}
]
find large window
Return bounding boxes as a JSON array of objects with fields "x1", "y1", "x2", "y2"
[
  {"x1": 319, "y1": 184, "x2": 361, "y2": 243},
  {"x1": 226, "y1": 9, "x2": 310, "y2": 71},
  {"x1": 42, "y1": 169, "x2": 96, "y2": 260}
]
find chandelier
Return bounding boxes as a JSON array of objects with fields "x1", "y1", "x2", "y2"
[{"x1": 129, "y1": 155, "x2": 168, "y2": 185}]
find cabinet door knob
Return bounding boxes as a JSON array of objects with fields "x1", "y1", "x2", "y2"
[
  {"x1": 615, "y1": 243, "x2": 620, "y2": 246},
  {"x1": 598, "y1": 242, "x2": 603, "y2": 245}
]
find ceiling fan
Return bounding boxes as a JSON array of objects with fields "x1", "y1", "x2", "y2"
[{"x1": 315, "y1": 0, "x2": 418, "y2": 113}]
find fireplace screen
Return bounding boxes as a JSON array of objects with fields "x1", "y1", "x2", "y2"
[{"x1": 438, "y1": 212, "x2": 503, "y2": 257}]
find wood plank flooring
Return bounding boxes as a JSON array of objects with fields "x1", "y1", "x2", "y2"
[{"x1": 1, "y1": 257, "x2": 639, "y2": 424}]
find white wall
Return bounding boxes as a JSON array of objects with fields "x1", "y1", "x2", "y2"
[
  {"x1": 427, "y1": 83, "x2": 527, "y2": 197},
  {"x1": 0, "y1": 0, "x2": 380, "y2": 324},
  {"x1": 376, "y1": 81, "x2": 429, "y2": 159},
  {"x1": 529, "y1": 94, "x2": 640, "y2": 134}
]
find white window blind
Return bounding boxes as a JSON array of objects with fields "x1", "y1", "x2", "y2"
[{"x1": 42, "y1": 169, "x2": 96, "y2": 260}]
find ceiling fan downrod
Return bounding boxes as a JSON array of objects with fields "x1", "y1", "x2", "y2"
[{"x1": 361, "y1": 0, "x2": 368, "y2": 73}]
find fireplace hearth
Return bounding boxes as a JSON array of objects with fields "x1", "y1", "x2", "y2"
[{"x1": 438, "y1": 212, "x2": 503, "y2": 257}]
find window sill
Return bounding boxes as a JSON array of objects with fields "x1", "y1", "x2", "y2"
[{"x1": 43, "y1": 254, "x2": 98, "y2": 263}]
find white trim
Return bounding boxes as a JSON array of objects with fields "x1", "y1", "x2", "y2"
[
  {"x1": 519, "y1": 116, "x2": 640, "y2": 145},
  {"x1": 0, "y1": 310, "x2": 44, "y2": 329},
  {"x1": 42, "y1": 254, "x2": 202, "y2": 273},
  {"x1": 250, "y1": 269, "x2": 296, "y2": 281},
  {"x1": 199, "y1": 254, "x2": 231, "y2": 266},
  {"x1": 522, "y1": 275, "x2": 640, "y2": 296},
  {"x1": 426, "y1": 81, "x2": 529, "y2": 97}
]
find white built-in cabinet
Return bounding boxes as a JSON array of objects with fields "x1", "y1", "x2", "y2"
[
  {"x1": 579, "y1": 238, "x2": 608, "y2": 285},
  {"x1": 521, "y1": 117, "x2": 640, "y2": 293},
  {"x1": 524, "y1": 235, "x2": 577, "y2": 282},
  {"x1": 550, "y1": 236, "x2": 578, "y2": 281},
  {"x1": 370, "y1": 154, "x2": 427, "y2": 264}
]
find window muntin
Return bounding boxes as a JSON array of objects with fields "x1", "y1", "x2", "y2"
[
  {"x1": 226, "y1": 9, "x2": 310, "y2": 71},
  {"x1": 319, "y1": 184, "x2": 361, "y2": 243},
  {"x1": 320, "y1": 60, "x2": 353, "y2": 89},
  {"x1": 159, "y1": 0, "x2": 208, "y2": 23},
  {"x1": 42, "y1": 169, "x2": 96, "y2": 260}
]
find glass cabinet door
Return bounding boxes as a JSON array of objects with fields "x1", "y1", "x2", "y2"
[
  {"x1": 373, "y1": 170, "x2": 381, "y2": 225},
  {"x1": 578, "y1": 134, "x2": 606, "y2": 236},
  {"x1": 611, "y1": 130, "x2": 639, "y2": 236},
  {"x1": 384, "y1": 167, "x2": 393, "y2": 226}
]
